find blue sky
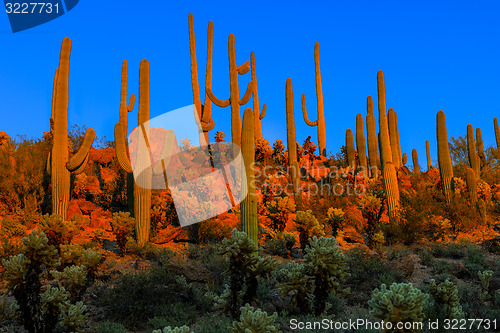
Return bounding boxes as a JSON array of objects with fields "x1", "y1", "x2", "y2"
[{"x1": 0, "y1": 1, "x2": 499, "y2": 165}]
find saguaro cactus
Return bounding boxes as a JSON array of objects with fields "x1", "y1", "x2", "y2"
[
  {"x1": 465, "y1": 167, "x2": 477, "y2": 206},
  {"x1": 356, "y1": 113, "x2": 368, "y2": 177},
  {"x1": 206, "y1": 33, "x2": 254, "y2": 146},
  {"x1": 345, "y1": 129, "x2": 355, "y2": 168},
  {"x1": 241, "y1": 108, "x2": 258, "y2": 244},
  {"x1": 402, "y1": 152, "x2": 407, "y2": 166},
  {"x1": 377, "y1": 71, "x2": 400, "y2": 222},
  {"x1": 115, "y1": 59, "x2": 153, "y2": 246},
  {"x1": 388, "y1": 108, "x2": 400, "y2": 169},
  {"x1": 476, "y1": 127, "x2": 486, "y2": 167},
  {"x1": 301, "y1": 41, "x2": 327, "y2": 156},
  {"x1": 188, "y1": 13, "x2": 215, "y2": 145},
  {"x1": 49, "y1": 37, "x2": 95, "y2": 220},
  {"x1": 426, "y1": 140, "x2": 432, "y2": 170},
  {"x1": 250, "y1": 51, "x2": 267, "y2": 140},
  {"x1": 286, "y1": 79, "x2": 300, "y2": 201},
  {"x1": 366, "y1": 96, "x2": 379, "y2": 178},
  {"x1": 467, "y1": 124, "x2": 480, "y2": 178},
  {"x1": 494, "y1": 118, "x2": 500, "y2": 151},
  {"x1": 412, "y1": 149, "x2": 419, "y2": 174},
  {"x1": 436, "y1": 110, "x2": 454, "y2": 203}
]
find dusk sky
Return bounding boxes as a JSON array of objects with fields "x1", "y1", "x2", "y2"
[{"x1": 0, "y1": 1, "x2": 499, "y2": 165}]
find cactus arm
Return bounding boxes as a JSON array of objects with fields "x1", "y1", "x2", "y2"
[
  {"x1": 237, "y1": 61, "x2": 250, "y2": 75},
  {"x1": 67, "y1": 127, "x2": 95, "y2": 172},
  {"x1": 200, "y1": 117, "x2": 215, "y2": 131},
  {"x1": 239, "y1": 80, "x2": 254, "y2": 105},
  {"x1": 128, "y1": 94, "x2": 135, "y2": 112},
  {"x1": 114, "y1": 122, "x2": 133, "y2": 173},
  {"x1": 153, "y1": 130, "x2": 176, "y2": 176},
  {"x1": 46, "y1": 151, "x2": 51, "y2": 175},
  {"x1": 259, "y1": 104, "x2": 267, "y2": 120},
  {"x1": 188, "y1": 13, "x2": 203, "y2": 119},
  {"x1": 51, "y1": 68, "x2": 58, "y2": 128},
  {"x1": 301, "y1": 94, "x2": 318, "y2": 126},
  {"x1": 70, "y1": 151, "x2": 90, "y2": 175},
  {"x1": 202, "y1": 20, "x2": 214, "y2": 125},
  {"x1": 206, "y1": 87, "x2": 230, "y2": 107}
]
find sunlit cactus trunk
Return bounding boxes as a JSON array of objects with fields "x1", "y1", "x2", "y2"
[
  {"x1": 377, "y1": 71, "x2": 400, "y2": 223},
  {"x1": 412, "y1": 149, "x2": 419, "y2": 174},
  {"x1": 241, "y1": 108, "x2": 258, "y2": 244},
  {"x1": 250, "y1": 51, "x2": 267, "y2": 140},
  {"x1": 356, "y1": 113, "x2": 368, "y2": 178},
  {"x1": 467, "y1": 124, "x2": 480, "y2": 178},
  {"x1": 426, "y1": 140, "x2": 432, "y2": 170},
  {"x1": 388, "y1": 108, "x2": 400, "y2": 169},
  {"x1": 465, "y1": 167, "x2": 477, "y2": 206},
  {"x1": 476, "y1": 127, "x2": 486, "y2": 168},
  {"x1": 286, "y1": 79, "x2": 300, "y2": 202},
  {"x1": 494, "y1": 118, "x2": 500, "y2": 151},
  {"x1": 436, "y1": 110, "x2": 454, "y2": 203},
  {"x1": 345, "y1": 129, "x2": 355, "y2": 169},
  {"x1": 366, "y1": 96, "x2": 379, "y2": 178},
  {"x1": 50, "y1": 37, "x2": 95, "y2": 220}
]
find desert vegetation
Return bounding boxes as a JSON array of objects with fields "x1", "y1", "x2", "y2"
[{"x1": 0, "y1": 13, "x2": 499, "y2": 333}]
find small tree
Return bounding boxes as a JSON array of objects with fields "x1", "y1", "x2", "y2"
[
  {"x1": 293, "y1": 210, "x2": 324, "y2": 250},
  {"x1": 264, "y1": 196, "x2": 295, "y2": 231}
]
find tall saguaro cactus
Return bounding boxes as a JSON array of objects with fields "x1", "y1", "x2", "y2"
[
  {"x1": 115, "y1": 59, "x2": 153, "y2": 246},
  {"x1": 465, "y1": 167, "x2": 477, "y2": 206},
  {"x1": 466, "y1": 124, "x2": 480, "y2": 178},
  {"x1": 356, "y1": 113, "x2": 368, "y2": 177},
  {"x1": 188, "y1": 13, "x2": 215, "y2": 145},
  {"x1": 388, "y1": 108, "x2": 400, "y2": 169},
  {"x1": 49, "y1": 37, "x2": 95, "y2": 220},
  {"x1": 494, "y1": 118, "x2": 500, "y2": 151},
  {"x1": 377, "y1": 70, "x2": 400, "y2": 223},
  {"x1": 250, "y1": 51, "x2": 267, "y2": 140},
  {"x1": 345, "y1": 129, "x2": 355, "y2": 168},
  {"x1": 412, "y1": 149, "x2": 419, "y2": 174},
  {"x1": 426, "y1": 140, "x2": 432, "y2": 170},
  {"x1": 206, "y1": 33, "x2": 254, "y2": 146},
  {"x1": 301, "y1": 41, "x2": 327, "y2": 156},
  {"x1": 241, "y1": 108, "x2": 258, "y2": 244},
  {"x1": 436, "y1": 110, "x2": 454, "y2": 203},
  {"x1": 286, "y1": 78, "x2": 300, "y2": 201},
  {"x1": 476, "y1": 127, "x2": 486, "y2": 167},
  {"x1": 366, "y1": 96, "x2": 379, "y2": 178}
]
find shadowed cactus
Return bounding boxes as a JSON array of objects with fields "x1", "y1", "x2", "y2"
[
  {"x1": 412, "y1": 149, "x2": 419, "y2": 174},
  {"x1": 467, "y1": 124, "x2": 481, "y2": 178},
  {"x1": 206, "y1": 33, "x2": 254, "y2": 146},
  {"x1": 366, "y1": 96, "x2": 379, "y2": 178},
  {"x1": 465, "y1": 168, "x2": 477, "y2": 206},
  {"x1": 241, "y1": 108, "x2": 258, "y2": 244},
  {"x1": 437, "y1": 110, "x2": 454, "y2": 203},
  {"x1": 251, "y1": 51, "x2": 267, "y2": 140},
  {"x1": 426, "y1": 140, "x2": 432, "y2": 170},
  {"x1": 48, "y1": 37, "x2": 95, "y2": 220},
  {"x1": 356, "y1": 113, "x2": 368, "y2": 178},
  {"x1": 188, "y1": 13, "x2": 215, "y2": 145},
  {"x1": 476, "y1": 127, "x2": 486, "y2": 167},
  {"x1": 377, "y1": 70, "x2": 400, "y2": 223},
  {"x1": 286, "y1": 79, "x2": 300, "y2": 202},
  {"x1": 388, "y1": 108, "x2": 401, "y2": 169},
  {"x1": 494, "y1": 118, "x2": 500, "y2": 151},
  {"x1": 345, "y1": 129, "x2": 355, "y2": 168},
  {"x1": 301, "y1": 41, "x2": 326, "y2": 156}
]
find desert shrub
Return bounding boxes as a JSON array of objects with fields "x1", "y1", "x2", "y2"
[
  {"x1": 418, "y1": 249, "x2": 435, "y2": 267},
  {"x1": 300, "y1": 136, "x2": 317, "y2": 159},
  {"x1": 264, "y1": 196, "x2": 295, "y2": 232},
  {"x1": 153, "y1": 325, "x2": 190, "y2": 333},
  {"x1": 38, "y1": 214, "x2": 79, "y2": 249},
  {"x1": 368, "y1": 282, "x2": 428, "y2": 332},
  {"x1": 267, "y1": 230, "x2": 297, "y2": 256},
  {"x1": 430, "y1": 242, "x2": 467, "y2": 259},
  {"x1": 198, "y1": 219, "x2": 232, "y2": 244},
  {"x1": 305, "y1": 236, "x2": 349, "y2": 316},
  {"x1": 464, "y1": 245, "x2": 487, "y2": 276},
  {"x1": 326, "y1": 207, "x2": 344, "y2": 237},
  {"x1": 255, "y1": 138, "x2": 273, "y2": 167},
  {"x1": 109, "y1": 212, "x2": 135, "y2": 255},
  {"x1": 1, "y1": 217, "x2": 27, "y2": 238},
  {"x1": 293, "y1": 210, "x2": 325, "y2": 250},
  {"x1": 358, "y1": 195, "x2": 383, "y2": 247},
  {"x1": 96, "y1": 321, "x2": 127, "y2": 333},
  {"x1": 0, "y1": 294, "x2": 19, "y2": 322},
  {"x1": 229, "y1": 303, "x2": 278, "y2": 333},
  {"x1": 272, "y1": 139, "x2": 286, "y2": 166},
  {"x1": 151, "y1": 190, "x2": 177, "y2": 232}
]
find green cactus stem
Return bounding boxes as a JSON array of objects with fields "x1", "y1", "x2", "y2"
[
  {"x1": 251, "y1": 51, "x2": 267, "y2": 141},
  {"x1": 366, "y1": 96, "x2": 379, "y2": 178},
  {"x1": 437, "y1": 110, "x2": 454, "y2": 203}
]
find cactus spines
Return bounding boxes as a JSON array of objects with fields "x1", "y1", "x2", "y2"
[
  {"x1": 356, "y1": 113, "x2": 368, "y2": 177},
  {"x1": 345, "y1": 129, "x2": 355, "y2": 168},
  {"x1": 426, "y1": 140, "x2": 432, "y2": 170},
  {"x1": 388, "y1": 108, "x2": 400, "y2": 169},
  {"x1": 250, "y1": 51, "x2": 267, "y2": 140},
  {"x1": 188, "y1": 13, "x2": 215, "y2": 145},
  {"x1": 465, "y1": 167, "x2": 477, "y2": 206},
  {"x1": 241, "y1": 108, "x2": 258, "y2": 245},
  {"x1": 476, "y1": 127, "x2": 486, "y2": 167},
  {"x1": 50, "y1": 37, "x2": 95, "y2": 220},
  {"x1": 436, "y1": 110, "x2": 454, "y2": 203},
  {"x1": 494, "y1": 118, "x2": 500, "y2": 151},
  {"x1": 286, "y1": 79, "x2": 300, "y2": 201},
  {"x1": 301, "y1": 41, "x2": 326, "y2": 156},
  {"x1": 206, "y1": 33, "x2": 254, "y2": 146},
  {"x1": 467, "y1": 124, "x2": 481, "y2": 178},
  {"x1": 366, "y1": 96, "x2": 379, "y2": 178},
  {"x1": 412, "y1": 149, "x2": 419, "y2": 174},
  {"x1": 377, "y1": 70, "x2": 400, "y2": 223}
]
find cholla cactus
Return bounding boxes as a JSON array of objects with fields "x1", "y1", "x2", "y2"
[
  {"x1": 264, "y1": 196, "x2": 296, "y2": 232},
  {"x1": 51, "y1": 265, "x2": 87, "y2": 302},
  {"x1": 305, "y1": 236, "x2": 349, "y2": 316},
  {"x1": 293, "y1": 210, "x2": 325, "y2": 250},
  {"x1": 110, "y1": 212, "x2": 136, "y2": 256},
  {"x1": 369, "y1": 283, "x2": 428, "y2": 332},
  {"x1": 59, "y1": 244, "x2": 101, "y2": 282},
  {"x1": 326, "y1": 207, "x2": 344, "y2": 237},
  {"x1": 59, "y1": 301, "x2": 88, "y2": 333},
  {"x1": 429, "y1": 279, "x2": 464, "y2": 319},
  {"x1": 153, "y1": 325, "x2": 190, "y2": 333},
  {"x1": 229, "y1": 304, "x2": 278, "y2": 333},
  {"x1": 39, "y1": 214, "x2": 78, "y2": 249},
  {"x1": 478, "y1": 270, "x2": 493, "y2": 302},
  {"x1": 358, "y1": 195, "x2": 383, "y2": 248},
  {"x1": 278, "y1": 261, "x2": 312, "y2": 312}
]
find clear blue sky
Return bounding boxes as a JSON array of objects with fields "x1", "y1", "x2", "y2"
[{"x1": 0, "y1": 1, "x2": 499, "y2": 165}]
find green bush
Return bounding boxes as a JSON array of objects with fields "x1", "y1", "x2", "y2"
[
  {"x1": 264, "y1": 196, "x2": 295, "y2": 232},
  {"x1": 96, "y1": 321, "x2": 127, "y2": 333},
  {"x1": 229, "y1": 304, "x2": 278, "y2": 333},
  {"x1": 109, "y1": 212, "x2": 135, "y2": 255}
]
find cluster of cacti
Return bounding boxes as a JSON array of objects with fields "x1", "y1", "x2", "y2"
[
  {"x1": 301, "y1": 41, "x2": 327, "y2": 156},
  {"x1": 326, "y1": 207, "x2": 344, "y2": 237},
  {"x1": 467, "y1": 124, "x2": 481, "y2": 178},
  {"x1": 285, "y1": 79, "x2": 300, "y2": 201},
  {"x1": 368, "y1": 282, "x2": 428, "y2": 332},
  {"x1": 153, "y1": 325, "x2": 190, "y2": 333},
  {"x1": 241, "y1": 108, "x2": 258, "y2": 244},
  {"x1": 188, "y1": 13, "x2": 215, "y2": 145},
  {"x1": 412, "y1": 149, "x2": 419, "y2": 173},
  {"x1": 293, "y1": 210, "x2": 325, "y2": 250},
  {"x1": 264, "y1": 196, "x2": 296, "y2": 232},
  {"x1": 436, "y1": 110, "x2": 454, "y2": 203},
  {"x1": 229, "y1": 303, "x2": 278, "y2": 333},
  {"x1": 48, "y1": 37, "x2": 95, "y2": 221},
  {"x1": 429, "y1": 278, "x2": 464, "y2": 319},
  {"x1": 377, "y1": 71, "x2": 400, "y2": 223}
]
